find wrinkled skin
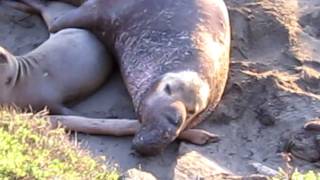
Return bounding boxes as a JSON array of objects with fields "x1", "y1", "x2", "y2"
[{"x1": 44, "y1": 0, "x2": 231, "y2": 155}]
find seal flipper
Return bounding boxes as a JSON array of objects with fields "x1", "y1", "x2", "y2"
[
  {"x1": 18, "y1": 0, "x2": 79, "y2": 32},
  {"x1": 59, "y1": 107, "x2": 80, "y2": 116},
  {"x1": 178, "y1": 129, "x2": 220, "y2": 145},
  {"x1": 19, "y1": 0, "x2": 47, "y2": 13},
  {"x1": 0, "y1": 1, "x2": 36, "y2": 13},
  {"x1": 50, "y1": 105, "x2": 80, "y2": 116},
  {"x1": 304, "y1": 119, "x2": 320, "y2": 131},
  {"x1": 49, "y1": 1, "x2": 99, "y2": 33}
]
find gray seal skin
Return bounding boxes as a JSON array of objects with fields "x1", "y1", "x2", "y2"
[
  {"x1": 47, "y1": 0, "x2": 231, "y2": 155},
  {"x1": 0, "y1": 1, "x2": 112, "y2": 115}
]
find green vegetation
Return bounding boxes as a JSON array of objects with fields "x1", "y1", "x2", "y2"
[
  {"x1": 291, "y1": 170, "x2": 320, "y2": 180},
  {"x1": 0, "y1": 108, "x2": 119, "y2": 180},
  {"x1": 273, "y1": 169, "x2": 320, "y2": 180}
]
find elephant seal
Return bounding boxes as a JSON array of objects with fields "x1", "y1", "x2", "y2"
[
  {"x1": 0, "y1": 1, "x2": 112, "y2": 115},
  {"x1": 41, "y1": 0, "x2": 231, "y2": 155}
]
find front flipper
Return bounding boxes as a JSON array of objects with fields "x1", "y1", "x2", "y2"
[
  {"x1": 304, "y1": 119, "x2": 320, "y2": 131},
  {"x1": 49, "y1": 1, "x2": 99, "y2": 32},
  {"x1": 20, "y1": 0, "x2": 47, "y2": 13},
  {"x1": 178, "y1": 129, "x2": 220, "y2": 145},
  {"x1": 52, "y1": 106, "x2": 80, "y2": 116},
  {"x1": 1, "y1": 0, "x2": 36, "y2": 13}
]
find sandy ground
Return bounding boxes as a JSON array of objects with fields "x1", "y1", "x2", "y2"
[{"x1": 1, "y1": 0, "x2": 320, "y2": 179}]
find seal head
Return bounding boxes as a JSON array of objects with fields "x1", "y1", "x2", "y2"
[
  {"x1": 0, "y1": 47, "x2": 16, "y2": 93},
  {"x1": 132, "y1": 71, "x2": 210, "y2": 155}
]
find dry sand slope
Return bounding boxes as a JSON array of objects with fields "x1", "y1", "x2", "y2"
[{"x1": 0, "y1": 0, "x2": 319, "y2": 179}]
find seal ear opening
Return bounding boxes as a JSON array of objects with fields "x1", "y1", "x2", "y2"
[{"x1": 0, "y1": 53, "x2": 8, "y2": 64}]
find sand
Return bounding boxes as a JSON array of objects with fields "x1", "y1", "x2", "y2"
[{"x1": 0, "y1": 0, "x2": 319, "y2": 179}]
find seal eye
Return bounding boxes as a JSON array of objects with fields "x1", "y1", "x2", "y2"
[
  {"x1": 188, "y1": 109, "x2": 196, "y2": 114},
  {"x1": 164, "y1": 84, "x2": 172, "y2": 95},
  {"x1": 5, "y1": 77, "x2": 12, "y2": 85},
  {"x1": 187, "y1": 109, "x2": 195, "y2": 116},
  {"x1": 188, "y1": 105, "x2": 199, "y2": 116}
]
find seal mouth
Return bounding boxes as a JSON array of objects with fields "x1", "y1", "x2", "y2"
[{"x1": 132, "y1": 126, "x2": 176, "y2": 156}]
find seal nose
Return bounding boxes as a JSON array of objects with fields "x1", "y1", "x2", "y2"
[
  {"x1": 132, "y1": 131, "x2": 162, "y2": 156},
  {"x1": 165, "y1": 101, "x2": 187, "y2": 126},
  {"x1": 164, "y1": 111, "x2": 182, "y2": 126}
]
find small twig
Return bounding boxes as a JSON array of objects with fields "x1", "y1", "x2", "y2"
[
  {"x1": 74, "y1": 131, "x2": 78, "y2": 147},
  {"x1": 282, "y1": 152, "x2": 294, "y2": 179},
  {"x1": 250, "y1": 161, "x2": 278, "y2": 176}
]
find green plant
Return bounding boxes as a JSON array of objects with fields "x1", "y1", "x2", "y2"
[
  {"x1": 273, "y1": 169, "x2": 320, "y2": 180},
  {"x1": 0, "y1": 107, "x2": 119, "y2": 180}
]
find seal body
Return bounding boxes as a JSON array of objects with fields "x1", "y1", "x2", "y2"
[
  {"x1": 0, "y1": 2, "x2": 111, "y2": 114},
  {"x1": 112, "y1": 0, "x2": 230, "y2": 122},
  {"x1": 51, "y1": 0, "x2": 230, "y2": 155}
]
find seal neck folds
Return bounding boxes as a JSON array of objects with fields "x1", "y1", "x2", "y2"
[
  {"x1": 0, "y1": 47, "x2": 20, "y2": 88},
  {"x1": 0, "y1": 46, "x2": 41, "y2": 92}
]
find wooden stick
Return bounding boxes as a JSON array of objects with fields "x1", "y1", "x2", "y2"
[
  {"x1": 250, "y1": 161, "x2": 278, "y2": 176},
  {"x1": 49, "y1": 115, "x2": 139, "y2": 136}
]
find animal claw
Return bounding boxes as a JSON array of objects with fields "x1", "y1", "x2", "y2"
[
  {"x1": 304, "y1": 119, "x2": 320, "y2": 131},
  {"x1": 198, "y1": 131, "x2": 220, "y2": 145},
  {"x1": 179, "y1": 129, "x2": 220, "y2": 145}
]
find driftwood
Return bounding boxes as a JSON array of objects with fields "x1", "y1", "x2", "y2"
[
  {"x1": 250, "y1": 161, "x2": 278, "y2": 176},
  {"x1": 49, "y1": 115, "x2": 139, "y2": 136}
]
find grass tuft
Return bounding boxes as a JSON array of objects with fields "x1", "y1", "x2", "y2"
[
  {"x1": 0, "y1": 107, "x2": 119, "y2": 180},
  {"x1": 273, "y1": 169, "x2": 320, "y2": 180}
]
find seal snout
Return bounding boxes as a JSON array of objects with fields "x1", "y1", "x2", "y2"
[
  {"x1": 132, "y1": 126, "x2": 176, "y2": 156},
  {"x1": 164, "y1": 104, "x2": 184, "y2": 126},
  {"x1": 132, "y1": 131, "x2": 165, "y2": 156},
  {"x1": 132, "y1": 101, "x2": 187, "y2": 155}
]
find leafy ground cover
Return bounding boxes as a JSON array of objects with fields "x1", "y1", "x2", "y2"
[{"x1": 0, "y1": 108, "x2": 119, "y2": 180}]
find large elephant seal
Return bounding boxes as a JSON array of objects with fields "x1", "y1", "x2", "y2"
[
  {"x1": 0, "y1": 1, "x2": 112, "y2": 115},
  {"x1": 36, "y1": 0, "x2": 231, "y2": 155}
]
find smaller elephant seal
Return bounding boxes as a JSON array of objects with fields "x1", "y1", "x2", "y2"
[
  {"x1": 35, "y1": 0, "x2": 231, "y2": 155},
  {"x1": 0, "y1": 1, "x2": 112, "y2": 115}
]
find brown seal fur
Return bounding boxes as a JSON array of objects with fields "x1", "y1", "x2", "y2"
[
  {"x1": 0, "y1": 1, "x2": 112, "y2": 115},
  {"x1": 43, "y1": 0, "x2": 230, "y2": 155}
]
